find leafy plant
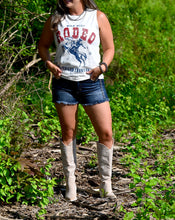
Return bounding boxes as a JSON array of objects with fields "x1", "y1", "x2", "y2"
[
  {"x1": 88, "y1": 154, "x2": 97, "y2": 168},
  {"x1": 0, "y1": 114, "x2": 57, "y2": 219}
]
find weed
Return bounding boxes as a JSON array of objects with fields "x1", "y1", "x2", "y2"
[{"x1": 88, "y1": 154, "x2": 97, "y2": 168}]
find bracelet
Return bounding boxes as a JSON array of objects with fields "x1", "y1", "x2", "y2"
[
  {"x1": 100, "y1": 62, "x2": 108, "y2": 73},
  {"x1": 99, "y1": 65, "x2": 104, "y2": 73}
]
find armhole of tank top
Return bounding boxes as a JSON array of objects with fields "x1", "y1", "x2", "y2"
[{"x1": 96, "y1": 10, "x2": 101, "y2": 31}]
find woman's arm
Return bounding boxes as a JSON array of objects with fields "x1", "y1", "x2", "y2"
[
  {"x1": 38, "y1": 16, "x2": 54, "y2": 62},
  {"x1": 38, "y1": 16, "x2": 62, "y2": 78},
  {"x1": 87, "y1": 11, "x2": 114, "y2": 81},
  {"x1": 97, "y1": 10, "x2": 115, "y2": 72}
]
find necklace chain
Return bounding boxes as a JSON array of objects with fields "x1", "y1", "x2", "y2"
[{"x1": 67, "y1": 10, "x2": 86, "y2": 21}]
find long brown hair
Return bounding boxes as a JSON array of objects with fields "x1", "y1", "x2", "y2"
[{"x1": 51, "y1": 0, "x2": 98, "y2": 31}]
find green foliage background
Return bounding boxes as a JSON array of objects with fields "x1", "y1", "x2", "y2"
[{"x1": 0, "y1": 0, "x2": 174, "y2": 219}]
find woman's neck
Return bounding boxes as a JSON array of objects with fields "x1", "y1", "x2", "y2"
[{"x1": 69, "y1": 3, "x2": 85, "y2": 15}]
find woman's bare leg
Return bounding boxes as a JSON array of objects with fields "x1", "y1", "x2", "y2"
[
  {"x1": 84, "y1": 101, "x2": 115, "y2": 198},
  {"x1": 83, "y1": 101, "x2": 113, "y2": 148},
  {"x1": 55, "y1": 103, "x2": 78, "y2": 145},
  {"x1": 55, "y1": 103, "x2": 78, "y2": 201}
]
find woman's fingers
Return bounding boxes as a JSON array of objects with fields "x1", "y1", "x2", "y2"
[
  {"x1": 47, "y1": 62, "x2": 62, "y2": 78},
  {"x1": 87, "y1": 66, "x2": 101, "y2": 81},
  {"x1": 55, "y1": 68, "x2": 62, "y2": 79}
]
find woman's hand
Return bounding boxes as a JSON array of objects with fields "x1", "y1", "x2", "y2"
[
  {"x1": 46, "y1": 60, "x2": 62, "y2": 79},
  {"x1": 86, "y1": 64, "x2": 106, "y2": 81},
  {"x1": 86, "y1": 66, "x2": 101, "y2": 81}
]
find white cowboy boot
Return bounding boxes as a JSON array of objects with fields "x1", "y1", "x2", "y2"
[
  {"x1": 60, "y1": 139, "x2": 77, "y2": 201},
  {"x1": 97, "y1": 142, "x2": 116, "y2": 199},
  {"x1": 73, "y1": 138, "x2": 77, "y2": 164}
]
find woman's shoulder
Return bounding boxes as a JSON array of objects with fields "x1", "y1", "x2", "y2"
[
  {"x1": 86, "y1": 9, "x2": 106, "y2": 19},
  {"x1": 44, "y1": 15, "x2": 52, "y2": 27},
  {"x1": 97, "y1": 10, "x2": 107, "y2": 19},
  {"x1": 97, "y1": 10, "x2": 110, "y2": 29}
]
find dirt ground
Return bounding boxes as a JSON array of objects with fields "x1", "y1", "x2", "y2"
[{"x1": 0, "y1": 129, "x2": 174, "y2": 220}]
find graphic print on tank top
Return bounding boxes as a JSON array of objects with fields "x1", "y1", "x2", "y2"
[
  {"x1": 54, "y1": 10, "x2": 102, "y2": 81},
  {"x1": 62, "y1": 37, "x2": 88, "y2": 67}
]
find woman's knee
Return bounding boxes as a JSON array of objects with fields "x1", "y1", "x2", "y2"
[
  {"x1": 62, "y1": 127, "x2": 76, "y2": 141},
  {"x1": 98, "y1": 129, "x2": 113, "y2": 142}
]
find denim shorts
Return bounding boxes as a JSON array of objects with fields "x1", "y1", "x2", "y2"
[{"x1": 52, "y1": 77, "x2": 109, "y2": 106}]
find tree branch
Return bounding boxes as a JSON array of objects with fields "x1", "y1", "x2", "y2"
[
  {"x1": 0, "y1": 56, "x2": 41, "y2": 97},
  {"x1": 0, "y1": 52, "x2": 56, "y2": 97}
]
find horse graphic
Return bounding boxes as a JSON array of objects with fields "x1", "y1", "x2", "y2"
[{"x1": 63, "y1": 38, "x2": 87, "y2": 67}]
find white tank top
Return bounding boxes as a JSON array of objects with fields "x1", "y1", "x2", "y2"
[{"x1": 54, "y1": 9, "x2": 104, "y2": 81}]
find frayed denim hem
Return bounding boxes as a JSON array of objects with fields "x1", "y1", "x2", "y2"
[
  {"x1": 53, "y1": 99, "x2": 110, "y2": 106},
  {"x1": 53, "y1": 101, "x2": 78, "y2": 105},
  {"x1": 82, "y1": 99, "x2": 110, "y2": 106}
]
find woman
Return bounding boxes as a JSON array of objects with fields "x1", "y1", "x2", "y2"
[{"x1": 38, "y1": 0, "x2": 116, "y2": 201}]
